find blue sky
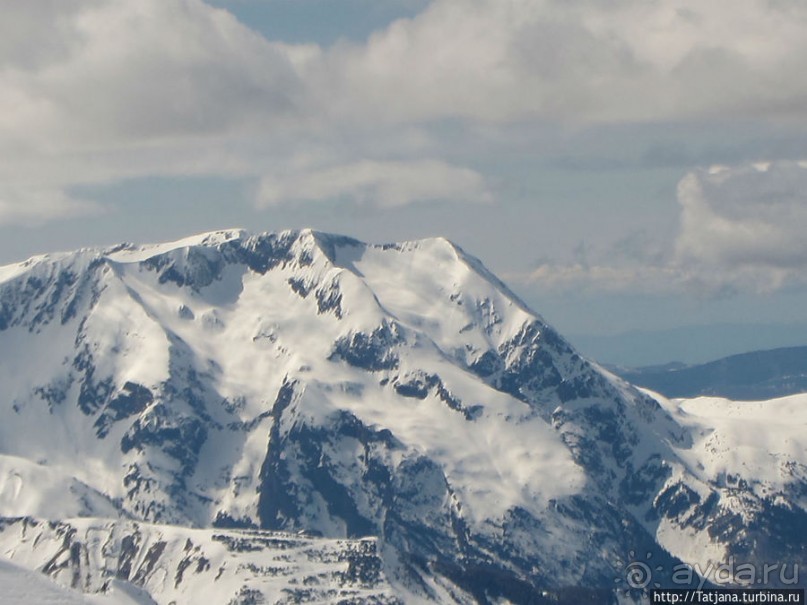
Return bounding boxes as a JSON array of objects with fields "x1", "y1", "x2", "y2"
[
  {"x1": 206, "y1": 0, "x2": 431, "y2": 45},
  {"x1": 2, "y1": 0, "x2": 807, "y2": 364}
]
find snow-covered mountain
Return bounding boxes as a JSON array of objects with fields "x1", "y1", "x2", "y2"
[{"x1": 0, "y1": 228, "x2": 804, "y2": 603}]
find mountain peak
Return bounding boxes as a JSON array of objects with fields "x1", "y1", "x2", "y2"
[
  {"x1": 1, "y1": 228, "x2": 805, "y2": 603},
  {"x1": 104, "y1": 227, "x2": 250, "y2": 263}
]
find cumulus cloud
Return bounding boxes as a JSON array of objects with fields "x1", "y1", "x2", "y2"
[
  {"x1": 673, "y1": 160, "x2": 807, "y2": 290},
  {"x1": 5, "y1": 0, "x2": 807, "y2": 142},
  {"x1": 0, "y1": 0, "x2": 305, "y2": 151},
  {"x1": 256, "y1": 159, "x2": 491, "y2": 207},
  {"x1": 520, "y1": 160, "x2": 807, "y2": 294},
  {"x1": 309, "y1": 0, "x2": 807, "y2": 123},
  {"x1": 0, "y1": 0, "x2": 315, "y2": 224},
  {"x1": 2, "y1": 0, "x2": 807, "y2": 224}
]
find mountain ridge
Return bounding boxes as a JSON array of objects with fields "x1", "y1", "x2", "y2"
[
  {"x1": 0, "y1": 228, "x2": 805, "y2": 604},
  {"x1": 612, "y1": 345, "x2": 807, "y2": 400}
]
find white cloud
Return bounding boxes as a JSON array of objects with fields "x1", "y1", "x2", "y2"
[
  {"x1": 309, "y1": 0, "x2": 807, "y2": 123},
  {"x1": 515, "y1": 263, "x2": 689, "y2": 294},
  {"x1": 673, "y1": 160, "x2": 807, "y2": 290},
  {"x1": 0, "y1": 185, "x2": 102, "y2": 226},
  {"x1": 2, "y1": 0, "x2": 807, "y2": 224},
  {"x1": 0, "y1": 0, "x2": 315, "y2": 224},
  {"x1": 256, "y1": 159, "x2": 491, "y2": 207},
  {"x1": 0, "y1": 0, "x2": 306, "y2": 151},
  {"x1": 5, "y1": 0, "x2": 806, "y2": 145},
  {"x1": 519, "y1": 160, "x2": 807, "y2": 295}
]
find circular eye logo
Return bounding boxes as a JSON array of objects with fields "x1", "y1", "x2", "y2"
[
  {"x1": 626, "y1": 560, "x2": 652, "y2": 589},
  {"x1": 616, "y1": 551, "x2": 663, "y2": 591}
]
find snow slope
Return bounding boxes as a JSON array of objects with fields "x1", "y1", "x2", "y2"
[
  {"x1": 0, "y1": 555, "x2": 150, "y2": 605},
  {"x1": 0, "y1": 228, "x2": 804, "y2": 603},
  {"x1": 1, "y1": 557, "x2": 95, "y2": 605},
  {"x1": 0, "y1": 517, "x2": 396, "y2": 605},
  {"x1": 646, "y1": 391, "x2": 807, "y2": 583}
]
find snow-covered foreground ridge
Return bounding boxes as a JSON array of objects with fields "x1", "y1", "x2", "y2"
[
  {"x1": 0, "y1": 228, "x2": 804, "y2": 604},
  {"x1": 0, "y1": 517, "x2": 393, "y2": 604}
]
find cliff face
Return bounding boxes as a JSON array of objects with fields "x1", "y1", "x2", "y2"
[{"x1": 0, "y1": 229, "x2": 804, "y2": 603}]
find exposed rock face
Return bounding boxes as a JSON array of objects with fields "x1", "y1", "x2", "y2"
[
  {"x1": 0, "y1": 517, "x2": 396, "y2": 604},
  {"x1": 0, "y1": 228, "x2": 804, "y2": 603}
]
